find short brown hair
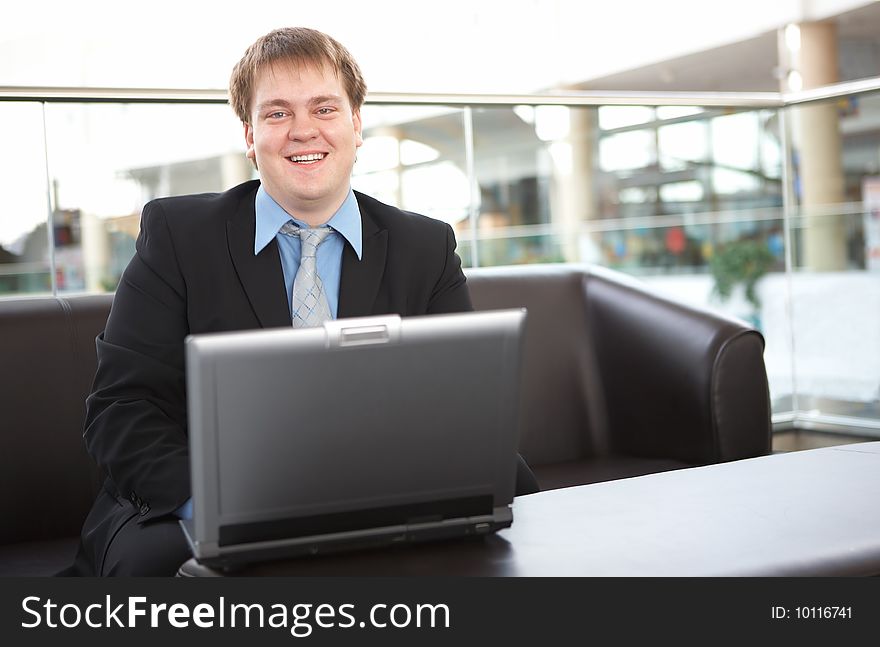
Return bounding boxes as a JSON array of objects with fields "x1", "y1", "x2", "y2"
[{"x1": 229, "y1": 27, "x2": 367, "y2": 124}]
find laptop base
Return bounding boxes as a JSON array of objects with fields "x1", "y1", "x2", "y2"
[{"x1": 180, "y1": 509, "x2": 512, "y2": 571}]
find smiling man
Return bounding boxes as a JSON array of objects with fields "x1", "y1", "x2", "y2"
[
  {"x1": 62, "y1": 27, "x2": 537, "y2": 577},
  {"x1": 245, "y1": 63, "x2": 362, "y2": 225}
]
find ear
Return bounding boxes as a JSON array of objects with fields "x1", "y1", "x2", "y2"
[
  {"x1": 244, "y1": 122, "x2": 256, "y2": 160},
  {"x1": 352, "y1": 109, "x2": 363, "y2": 148}
]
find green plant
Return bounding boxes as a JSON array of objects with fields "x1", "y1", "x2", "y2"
[{"x1": 710, "y1": 239, "x2": 774, "y2": 311}]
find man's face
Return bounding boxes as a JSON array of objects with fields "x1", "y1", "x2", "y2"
[{"x1": 244, "y1": 62, "x2": 363, "y2": 223}]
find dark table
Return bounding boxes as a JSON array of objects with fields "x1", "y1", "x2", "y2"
[{"x1": 180, "y1": 442, "x2": 880, "y2": 577}]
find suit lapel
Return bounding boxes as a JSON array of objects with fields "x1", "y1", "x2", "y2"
[
  {"x1": 338, "y1": 197, "x2": 388, "y2": 318},
  {"x1": 226, "y1": 189, "x2": 291, "y2": 328}
]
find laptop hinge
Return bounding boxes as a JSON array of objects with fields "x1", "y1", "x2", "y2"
[{"x1": 217, "y1": 495, "x2": 495, "y2": 547}]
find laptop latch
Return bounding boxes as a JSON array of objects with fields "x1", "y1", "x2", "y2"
[{"x1": 323, "y1": 315, "x2": 402, "y2": 347}]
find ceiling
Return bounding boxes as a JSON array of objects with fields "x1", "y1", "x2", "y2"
[{"x1": 577, "y1": 2, "x2": 880, "y2": 92}]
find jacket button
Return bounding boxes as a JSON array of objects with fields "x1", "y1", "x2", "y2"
[{"x1": 139, "y1": 503, "x2": 150, "y2": 516}]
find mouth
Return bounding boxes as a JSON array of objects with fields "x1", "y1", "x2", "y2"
[{"x1": 287, "y1": 152, "x2": 327, "y2": 165}]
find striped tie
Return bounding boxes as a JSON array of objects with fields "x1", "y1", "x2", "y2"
[{"x1": 279, "y1": 223, "x2": 333, "y2": 328}]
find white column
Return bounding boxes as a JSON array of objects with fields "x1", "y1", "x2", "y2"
[
  {"x1": 546, "y1": 107, "x2": 596, "y2": 262},
  {"x1": 779, "y1": 21, "x2": 847, "y2": 271}
]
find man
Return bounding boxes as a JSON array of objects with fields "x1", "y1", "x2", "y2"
[{"x1": 65, "y1": 27, "x2": 537, "y2": 577}]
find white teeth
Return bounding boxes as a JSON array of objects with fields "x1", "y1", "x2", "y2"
[{"x1": 289, "y1": 153, "x2": 325, "y2": 162}]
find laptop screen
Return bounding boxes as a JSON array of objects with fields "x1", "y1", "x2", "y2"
[{"x1": 185, "y1": 309, "x2": 526, "y2": 555}]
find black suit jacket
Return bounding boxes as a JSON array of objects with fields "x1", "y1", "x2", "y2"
[{"x1": 78, "y1": 180, "x2": 472, "y2": 563}]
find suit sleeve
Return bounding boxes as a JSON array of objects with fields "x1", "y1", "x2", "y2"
[
  {"x1": 426, "y1": 223, "x2": 474, "y2": 314},
  {"x1": 83, "y1": 199, "x2": 191, "y2": 522}
]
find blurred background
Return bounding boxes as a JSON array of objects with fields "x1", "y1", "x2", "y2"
[{"x1": 1, "y1": 0, "x2": 879, "y2": 439}]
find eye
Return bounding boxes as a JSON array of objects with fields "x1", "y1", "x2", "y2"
[
  {"x1": 316, "y1": 107, "x2": 335, "y2": 116},
  {"x1": 268, "y1": 111, "x2": 287, "y2": 119}
]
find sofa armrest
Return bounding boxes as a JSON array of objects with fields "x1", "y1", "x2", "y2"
[{"x1": 585, "y1": 268, "x2": 771, "y2": 464}]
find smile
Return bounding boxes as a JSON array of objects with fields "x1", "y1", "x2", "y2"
[{"x1": 288, "y1": 153, "x2": 326, "y2": 164}]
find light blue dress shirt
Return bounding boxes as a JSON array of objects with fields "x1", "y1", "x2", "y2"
[
  {"x1": 253, "y1": 185, "x2": 363, "y2": 318},
  {"x1": 175, "y1": 185, "x2": 364, "y2": 521}
]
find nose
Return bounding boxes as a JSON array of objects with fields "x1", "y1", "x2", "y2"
[{"x1": 288, "y1": 114, "x2": 318, "y2": 141}]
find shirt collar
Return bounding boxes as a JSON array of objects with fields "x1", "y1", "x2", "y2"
[{"x1": 254, "y1": 185, "x2": 363, "y2": 260}]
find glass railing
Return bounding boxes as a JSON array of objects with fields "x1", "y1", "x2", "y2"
[{"x1": 1, "y1": 80, "x2": 879, "y2": 436}]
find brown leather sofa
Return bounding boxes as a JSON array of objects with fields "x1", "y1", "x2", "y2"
[
  {"x1": 0, "y1": 264, "x2": 771, "y2": 576},
  {"x1": 465, "y1": 265, "x2": 771, "y2": 490},
  {"x1": 0, "y1": 295, "x2": 109, "y2": 576}
]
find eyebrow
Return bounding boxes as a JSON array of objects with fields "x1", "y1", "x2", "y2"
[
  {"x1": 309, "y1": 95, "x2": 344, "y2": 107},
  {"x1": 256, "y1": 95, "x2": 345, "y2": 112}
]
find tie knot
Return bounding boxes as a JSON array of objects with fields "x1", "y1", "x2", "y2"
[{"x1": 280, "y1": 223, "x2": 333, "y2": 257}]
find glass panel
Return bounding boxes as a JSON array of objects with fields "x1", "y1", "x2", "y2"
[
  {"x1": 590, "y1": 105, "x2": 792, "y2": 415},
  {"x1": 0, "y1": 103, "x2": 52, "y2": 296},
  {"x1": 8, "y1": 90, "x2": 874, "y2": 437},
  {"x1": 466, "y1": 106, "x2": 598, "y2": 267},
  {"x1": 43, "y1": 103, "x2": 248, "y2": 293},
  {"x1": 354, "y1": 105, "x2": 469, "y2": 260},
  {"x1": 783, "y1": 90, "x2": 880, "y2": 429},
  {"x1": 0, "y1": 102, "x2": 52, "y2": 295},
  {"x1": 596, "y1": 106, "x2": 783, "y2": 268}
]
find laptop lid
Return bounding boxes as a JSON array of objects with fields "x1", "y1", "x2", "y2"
[{"x1": 183, "y1": 309, "x2": 526, "y2": 566}]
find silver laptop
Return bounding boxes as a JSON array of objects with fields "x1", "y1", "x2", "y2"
[{"x1": 180, "y1": 309, "x2": 526, "y2": 569}]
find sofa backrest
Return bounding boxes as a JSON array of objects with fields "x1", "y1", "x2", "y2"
[
  {"x1": 467, "y1": 264, "x2": 771, "y2": 468},
  {"x1": 0, "y1": 294, "x2": 112, "y2": 544},
  {"x1": 466, "y1": 265, "x2": 609, "y2": 467}
]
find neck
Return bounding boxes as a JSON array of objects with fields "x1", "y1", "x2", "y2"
[{"x1": 268, "y1": 188, "x2": 350, "y2": 227}]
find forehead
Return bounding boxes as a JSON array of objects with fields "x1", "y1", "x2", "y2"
[{"x1": 252, "y1": 60, "x2": 347, "y2": 102}]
